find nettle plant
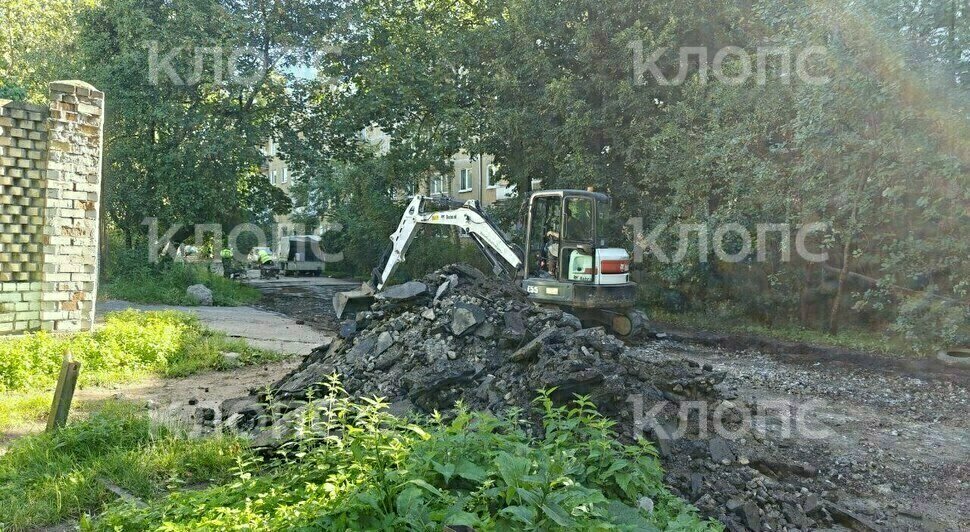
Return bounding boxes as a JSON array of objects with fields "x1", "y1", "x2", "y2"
[{"x1": 96, "y1": 375, "x2": 717, "y2": 530}]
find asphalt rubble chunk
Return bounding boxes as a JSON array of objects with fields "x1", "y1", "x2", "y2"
[{"x1": 222, "y1": 263, "x2": 853, "y2": 530}]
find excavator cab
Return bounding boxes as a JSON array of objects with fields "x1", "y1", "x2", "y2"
[{"x1": 523, "y1": 190, "x2": 639, "y2": 335}]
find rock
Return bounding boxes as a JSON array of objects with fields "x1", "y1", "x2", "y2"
[
  {"x1": 421, "y1": 309, "x2": 436, "y2": 321},
  {"x1": 434, "y1": 275, "x2": 458, "y2": 304},
  {"x1": 376, "y1": 281, "x2": 428, "y2": 302},
  {"x1": 222, "y1": 352, "x2": 242, "y2": 366},
  {"x1": 637, "y1": 496, "x2": 654, "y2": 513},
  {"x1": 502, "y1": 311, "x2": 527, "y2": 340},
  {"x1": 347, "y1": 335, "x2": 378, "y2": 362},
  {"x1": 734, "y1": 500, "x2": 762, "y2": 531},
  {"x1": 186, "y1": 284, "x2": 213, "y2": 306},
  {"x1": 690, "y1": 472, "x2": 704, "y2": 499},
  {"x1": 751, "y1": 458, "x2": 817, "y2": 478},
  {"x1": 708, "y1": 436, "x2": 735, "y2": 464},
  {"x1": 374, "y1": 331, "x2": 394, "y2": 356},
  {"x1": 374, "y1": 345, "x2": 404, "y2": 370},
  {"x1": 451, "y1": 264, "x2": 486, "y2": 280},
  {"x1": 560, "y1": 312, "x2": 583, "y2": 330},
  {"x1": 829, "y1": 503, "x2": 879, "y2": 531},
  {"x1": 474, "y1": 322, "x2": 495, "y2": 339},
  {"x1": 194, "y1": 407, "x2": 216, "y2": 422},
  {"x1": 451, "y1": 303, "x2": 486, "y2": 336},
  {"x1": 339, "y1": 320, "x2": 358, "y2": 339},
  {"x1": 783, "y1": 502, "x2": 808, "y2": 528},
  {"x1": 804, "y1": 493, "x2": 820, "y2": 515},
  {"x1": 510, "y1": 328, "x2": 559, "y2": 362},
  {"x1": 275, "y1": 361, "x2": 334, "y2": 396}
]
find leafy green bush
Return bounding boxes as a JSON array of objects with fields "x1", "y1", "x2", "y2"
[
  {"x1": 0, "y1": 403, "x2": 246, "y2": 531},
  {"x1": 96, "y1": 379, "x2": 718, "y2": 530},
  {"x1": 102, "y1": 248, "x2": 260, "y2": 306},
  {"x1": 0, "y1": 310, "x2": 280, "y2": 393}
]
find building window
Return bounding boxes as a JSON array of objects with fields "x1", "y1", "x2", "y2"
[
  {"x1": 430, "y1": 176, "x2": 444, "y2": 195},
  {"x1": 282, "y1": 168, "x2": 288, "y2": 184},
  {"x1": 270, "y1": 170, "x2": 277, "y2": 185},
  {"x1": 459, "y1": 168, "x2": 472, "y2": 192},
  {"x1": 486, "y1": 164, "x2": 498, "y2": 188}
]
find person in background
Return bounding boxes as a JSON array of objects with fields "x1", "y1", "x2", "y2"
[
  {"x1": 258, "y1": 249, "x2": 278, "y2": 279},
  {"x1": 220, "y1": 247, "x2": 234, "y2": 278}
]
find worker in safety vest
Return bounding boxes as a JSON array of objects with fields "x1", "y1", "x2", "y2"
[
  {"x1": 257, "y1": 249, "x2": 277, "y2": 279},
  {"x1": 220, "y1": 248, "x2": 234, "y2": 278}
]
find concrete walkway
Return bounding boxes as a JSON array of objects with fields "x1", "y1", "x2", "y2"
[{"x1": 97, "y1": 301, "x2": 331, "y2": 355}]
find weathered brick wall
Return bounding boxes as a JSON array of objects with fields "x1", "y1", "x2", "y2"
[{"x1": 0, "y1": 80, "x2": 104, "y2": 334}]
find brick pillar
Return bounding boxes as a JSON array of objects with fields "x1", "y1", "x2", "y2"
[
  {"x1": 40, "y1": 80, "x2": 104, "y2": 332},
  {"x1": 0, "y1": 100, "x2": 47, "y2": 333}
]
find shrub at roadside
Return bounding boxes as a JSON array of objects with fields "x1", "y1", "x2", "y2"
[
  {"x1": 0, "y1": 403, "x2": 247, "y2": 531},
  {"x1": 102, "y1": 248, "x2": 260, "y2": 306},
  {"x1": 96, "y1": 381, "x2": 719, "y2": 530},
  {"x1": 0, "y1": 310, "x2": 281, "y2": 393}
]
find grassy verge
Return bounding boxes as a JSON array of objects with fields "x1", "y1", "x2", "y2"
[
  {"x1": 647, "y1": 307, "x2": 914, "y2": 356},
  {"x1": 93, "y1": 382, "x2": 719, "y2": 530},
  {"x1": 0, "y1": 403, "x2": 247, "y2": 531},
  {"x1": 0, "y1": 310, "x2": 282, "y2": 432},
  {"x1": 102, "y1": 263, "x2": 261, "y2": 306}
]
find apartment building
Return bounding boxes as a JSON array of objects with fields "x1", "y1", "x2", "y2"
[
  {"x1": 262, "y1": 139, "x2": 299, "y2": 243},
  {"x1": 430, "y1": 151, "x2": 517, "y2": 205},
  {"x1": 358, "y1": 126, "x2": 518, "y2": 205},
  {"x1": 262, "y1": 130, "x2": 519, "y2": 220}
]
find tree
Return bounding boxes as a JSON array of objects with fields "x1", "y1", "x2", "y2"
[
  {"x1": 72, "y1": 0, "x2": 340, "y2": 245},
  {"x1": 0, "y1": 0, "x2": 96, "y2": 102}
]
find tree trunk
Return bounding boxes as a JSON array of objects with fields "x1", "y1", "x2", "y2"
[
  {"x1": 799, "y1": 262, "x2": 813, "y2": 324},
  {"x1": 828, "y1": 237, "x2": 853, "y2": 334},
  {"x1": 828, "y1": 169, "x2": 870, "y2": 334}
]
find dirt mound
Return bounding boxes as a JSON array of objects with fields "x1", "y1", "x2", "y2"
[
  {"x1": 272, "y1": 264, "x2": 718, "y2": 418},
  {"x1": 236, "y1": 264, "x2": 851, "y2": 530}
]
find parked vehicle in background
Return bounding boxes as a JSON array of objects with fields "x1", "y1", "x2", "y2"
[{"x1": 279, "y1": 235, "x2": 326, "y2": 276}]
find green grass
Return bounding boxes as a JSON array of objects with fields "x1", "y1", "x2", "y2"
[
  {"x1": 0, "y1": 403, "x2": 247, "y2": 531},
  {"x1": 94, "y1": 380, "x2": 719, "y2": 531},
  {"x1": 647, "y1": 307, "x2": 915, "y2": 356},
  {"x1": 0, "y1": 310, "x2": 283, "y2": 432},
  {"x1": 102, "y1": 263, "x2": 261, "y2": 307},
  {"x1": 0, "y1": 310, "x2": 281, "y2": 394}
]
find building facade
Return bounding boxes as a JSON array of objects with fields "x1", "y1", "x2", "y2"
[{"x1": 261, "y1": 130, "x2": 518, "y2": 226}]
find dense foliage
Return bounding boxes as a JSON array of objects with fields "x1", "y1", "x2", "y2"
[
  {"x1": 0, "y1": 310, "x2": 278, "y2": 392},
  {"x1": 283, "y1": 0, "x2": 968, "y2": 351},
  {"x1": 3, "y1": 0, "x2": 966, "y2": 349},
  {"x1": 96, "y1": 382, "x2": 717, "y2": 530}
]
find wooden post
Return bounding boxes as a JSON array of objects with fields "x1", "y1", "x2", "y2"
[{"x1": 47, "y1": 352, "x2": 81, "y2": 432}]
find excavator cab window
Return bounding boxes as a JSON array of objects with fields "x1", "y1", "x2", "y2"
[
  {"x1": 561, "y1": 197, "x2": 595, "y2": 282},
  {"x1": 563, "y1": 197, "x2": 593, "y2": 242},
  {"x1": 528, "y1": 196, "x2": 562, "y2": 278},
  {"x1": 595, "y1": 198, "x2": 620, "y2": 247}
]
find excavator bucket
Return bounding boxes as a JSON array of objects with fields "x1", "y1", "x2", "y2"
[{"x1": 333, "y1": 282, "x2": 376, "y2": 319}]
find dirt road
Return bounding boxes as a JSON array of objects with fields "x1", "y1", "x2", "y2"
[{"x1": 631, "y1": 340, "x2": 968, "y2": 531}]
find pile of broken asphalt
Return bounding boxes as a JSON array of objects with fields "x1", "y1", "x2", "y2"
[{"x1": 221, "y1": 264, "x2": 857, "y2": 531}]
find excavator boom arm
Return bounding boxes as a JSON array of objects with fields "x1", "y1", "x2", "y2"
[{"x1": 376, "y1": 196, "x2": 523, "y2": 289}]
